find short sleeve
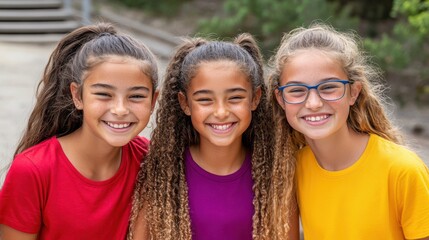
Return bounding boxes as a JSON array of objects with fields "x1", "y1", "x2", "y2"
[
  {"x1": 0, "y1": 155, "x2": 44, "y2": 233},
  {"x1": 128, "y1": 136, "x2": 150, "y2": 165},
  {"x1": 397, "y1": 158, "x2": 429, "y2": 239}
]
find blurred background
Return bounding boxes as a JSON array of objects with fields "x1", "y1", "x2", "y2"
[
  {"x1": 0, "y1": 0, "x2": 428, "y2": 182},
  {"x1": 101, "y1": 0, "x2": 429, "y2": 106}
]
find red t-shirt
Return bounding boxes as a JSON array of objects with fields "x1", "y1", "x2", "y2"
[{"x1": 0, "y1": 136, "x2": 149, "y2": 240}]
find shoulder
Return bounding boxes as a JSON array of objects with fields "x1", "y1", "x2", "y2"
[
  {"x1": 368, "y1": 135, "x2": 429, "y2": 185},
  {"x1": 125, "y1": 136, "x2": 150, "y2": 162},
  {"x1": 4, "y1": 138, "x2": 60, "y2": 192},
  {"x1": 14, "y1": 137, "x2": 60, "y2": 169},
  {"x1": 128, "y1": 136, "x2": 150, "y2": 151},
  {"x1": 370, "y1": 134, "x2": 425, "y2": 170}
]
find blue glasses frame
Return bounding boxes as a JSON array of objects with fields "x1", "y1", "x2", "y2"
[{"x1": 277, "y1": 79, "x2": 354, "y2": 104}]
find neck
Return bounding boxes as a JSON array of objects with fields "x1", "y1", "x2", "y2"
[
  {"x1": 190, "y1": 140, "x2": 246, "y2": 176},
  {"x1": 58, "y1": 128, "x2": 122, "y2": 181},
  {"x1": 306, "y1": 128, "x2": 369, "y2": 171}
]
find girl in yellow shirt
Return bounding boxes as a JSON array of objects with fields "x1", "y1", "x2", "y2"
[{"x1": 269, "y1": 23, "x2": 429, "y2": 239}]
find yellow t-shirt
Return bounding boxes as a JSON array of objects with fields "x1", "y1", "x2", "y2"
[{"x1": 296, "y1": 134, "x2": 429, "y2": 240}]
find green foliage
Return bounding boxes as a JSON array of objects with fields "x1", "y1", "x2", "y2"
[
  {"x1": 365, "y1": 0, "x2": 429, "y2": 104},
  {"x1": 363, "y1": 34, "x2": 409, "y2": 70},
  {"x1": 197, "y1": 0, "x2": 358, "y2": 56},
  {"x1": 363, "y1": 20, "x2": 427, "y2": 72},
  {"x1": 368, "y1": 0, "x2": 429, "y2": 64},
  {"x1": 109, "y1": 0, "x2": 190, "y2": 16},
  {"x1": 366, "y1": 1, "x2": 428, "y2": 70},
  {"x1": 327, "y1": 0, "x2": 394, "y2": 21},
  {"x1": 392, "y1": 0, "x2": 429, "y2": 35}
]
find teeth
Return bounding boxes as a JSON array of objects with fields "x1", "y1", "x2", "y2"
[
  {"x1": 305, "y1": 115, "x2": 328, "y2": 122},
  {"x1": 211, "y1": 123, "x2": 232, "y2": 130},
  {"x1": 106, "y1": 122, "x2": 131, "y2": 129}
]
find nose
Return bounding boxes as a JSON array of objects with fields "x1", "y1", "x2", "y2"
[
  {"x1": 304, "y1": 89, "x2": 323, "y2": 110},
  {"x1": 213, "y1": 102, "x2": 230, "y2": 119},
  {"x1": 111, "y1": 99, "x2": 129, "y2": 116}
]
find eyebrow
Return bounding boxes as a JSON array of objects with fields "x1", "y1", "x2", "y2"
[
  {"x1": 192, "y1": 87, "x2": 248, "y2": 96},
  {"x1": 285, "y1": 77, "x2": 340, "y2": 85},
  {"x1": 90, "y1": 83, "x2": 150, "y2": 92}
]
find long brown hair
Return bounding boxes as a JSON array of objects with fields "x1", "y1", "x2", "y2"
[
  {"x1": 129, "y1": 33, "x2": 293, "y2": 239},
  {"x1": 13, "y1": 22, "x2": 158, "y2": 157}
]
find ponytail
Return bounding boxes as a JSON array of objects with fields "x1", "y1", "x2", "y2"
[
  {"x1": 14, "y1": 24, "x2": 112, "y2": 156},
  {"x1": 234, "y1": 33, "x2": 264, "y2": 86},
  {"x1": 14, "y1": 22, "x2": 158, "y2": 156}
]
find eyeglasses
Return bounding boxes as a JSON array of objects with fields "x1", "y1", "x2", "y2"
[{"x1": 277, "y1": 79, "x2": 354, "y2": 104}]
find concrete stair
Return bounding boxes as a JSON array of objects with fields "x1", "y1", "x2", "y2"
[
  {"x1": 0, "y1": 1, "x2": 63, "y2": 9},
  {"x1": 0, "y1": 9, "x2": 74, "y2": 21},
  {"x1": 0, "y1": 0, "x2": 81, "y2": 42}
]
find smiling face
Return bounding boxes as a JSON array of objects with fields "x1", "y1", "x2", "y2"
[
  {"x1": 179, "y1": 60, "x2": 261, "y2": 149},
  {"x1": 275, "y1": 49, "x2": 361, "y2": 142},
  {"x1": 71, "y1": 56, "x2": 156, "y2": 147}
]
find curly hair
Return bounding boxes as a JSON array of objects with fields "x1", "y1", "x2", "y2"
[
  {"x1": 269, "y1": 23, "x2": 403, "y2": 154},
  {"x1": 13, "y1": 22, "x2": 158, "y2": 157},
  {"x1": 129, "y1": 33, "x2": 294, "y2": 239}
]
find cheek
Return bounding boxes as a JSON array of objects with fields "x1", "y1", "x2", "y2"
[
  {"x1": 232, "y1": 102, "x2": 252, "y2": 112},
  {"x1": 329, "y1": 100, "x2": 352, "y2": 123},
  {"x1": 81, "y1": 93, "x2": 103, "y2": 109},
  {"x1": 83, "y1": 100, "x2": 105, "y2": 113},
  {"x1": 283, "y1": 105, "x2": 300, "y2": 127},
  {"x1": 232, "y1": 102, "x2": 254, "y2": 119},
  {"x1": 134, "y1": 101, "x2": 154, "y2": 120},
  {"x1": 285, "y1": 111, "x2": 295, "y2": 125},
  {"x1": 340, "y1": 103, "x2": 352, "y2": 118},
  {"x1": 188, "y1": 104, "x2": 208, "y2": 123},
  {"x1": 337, "y1": 95, "x2": 353, "y2": 111},
  {"x1": 283, "y1": 104, "x2": 296, "y2": 117}
]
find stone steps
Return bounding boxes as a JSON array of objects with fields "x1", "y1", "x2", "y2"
[
  {"x1": 0, "y1": 33, "x2": 65, "y2": 42},
  {"x1": 0, "y1": 0, "x2": 82, "y2": 42},
  {"x1": 0, "y1": 21, "x2": 80, "y2": 33},
  {"x1": 0, "y1": 0, "x2": 62, "y2": 9},
  {"x1": 0, "y1": 9, "x2": 74, "y2": 21}
]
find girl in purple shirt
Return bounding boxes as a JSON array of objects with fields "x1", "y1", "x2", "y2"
[{"x1": 129, "y1": 34, "x2": 299, "y2": 240}]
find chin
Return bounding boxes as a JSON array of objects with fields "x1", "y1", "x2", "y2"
[{"x1": 105, "y1": 138, "x2": 134, "y2": 147}]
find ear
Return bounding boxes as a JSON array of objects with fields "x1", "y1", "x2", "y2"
[
  {"x1": 70, "y1": 82, "x2": 83, "y2": 110},
  {"x1": 349, "y1": 81, "x2": 362, "y2": 105},
  {"x1": 151, "y1": 90, "x2": 159, "y2": 112},
  {"x1": 251, "y1": 87, "x2": 262, "y2": 111},
  {"x1": 178, "y1": 91, "x2": 191, "y2": 116},
  {"x1": 274, "y1": 89, "x2": 286, "y2": 110}
]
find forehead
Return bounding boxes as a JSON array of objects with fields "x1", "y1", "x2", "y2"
[
  {"x1": 88, "y1": 55, "x2": 144, "y2": 68},
  {"x1": 280, "y1": 49, "x2": 346, "y2": 85},
  {"x1": 198, "y1": 60, "x2": 239, "y2": 71},
  {"x1": 84, "y1": 57, "x2": 153, "y2": 89},
  {"x1": 188, "y1": 60, "x2": 251, "y2": 92}
]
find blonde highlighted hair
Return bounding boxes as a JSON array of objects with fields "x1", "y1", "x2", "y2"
[{"x1": 269, "y1": 23, "x2": 403, "y2": 150}]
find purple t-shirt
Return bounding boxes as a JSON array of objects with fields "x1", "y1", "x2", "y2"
[{"x1": 185, "y1": 148, "x2": 254, "y2": 240}]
